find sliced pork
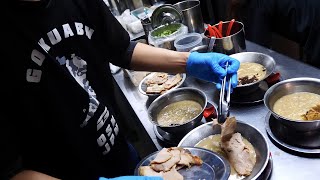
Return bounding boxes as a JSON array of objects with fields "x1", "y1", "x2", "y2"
[
  {"x1": 151, "y1": 149, "x2": 181, "y2": 172},
  {"x1": 302, "y1": 104, "x2": 320, "y2": 120},
  {"x1": 146, "y1": 73, "x2": 168, "y2": 85},
  {"x1": 178, "y1": 148, "x2": 203, "y2": 167},
  {"x1": 163, "y1": 74, "x2": 182, "y2": 89},
  {"x1": 220, "y1": 117, "x2": 256, "y2": 176},
  {"x1": 151, "y1": 148, "x2": 172, "y2": 164},
  {"x1": 139, "y1": 147, "x2": 203, "y2": 180},
  {"x1": 139, "y1": 166, "x2": 163, "y2": 177},
  {"x1": 162, "y1": 165, "x2": 183, "y2": 180}
]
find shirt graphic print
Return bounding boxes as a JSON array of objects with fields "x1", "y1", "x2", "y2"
[{"x1": 56, "y1": 54, "x2": 99, "y2": 127}]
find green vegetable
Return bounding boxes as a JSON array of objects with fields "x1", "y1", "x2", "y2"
[{"x1": 151, "y1": 23, "x2": 181, "y2": 38}]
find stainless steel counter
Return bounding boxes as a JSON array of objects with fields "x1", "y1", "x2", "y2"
[{"x1": 113, "y1": 41, "x2": 320, "y2": 180}]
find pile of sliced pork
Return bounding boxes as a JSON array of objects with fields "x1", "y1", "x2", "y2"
[
  {"x1": 146, "y1": 73, "x2": 182, "y2": 94},
  {"x1": 220, "y1": 117, "x2": 256, "y2": 176},
  {"x1": 139, "y1": 147, "x2": 203, "y2": 180}
]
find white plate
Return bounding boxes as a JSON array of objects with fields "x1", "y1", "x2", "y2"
[{"x1": 138, "y1": 72, "x2": 186, "y2": 96}]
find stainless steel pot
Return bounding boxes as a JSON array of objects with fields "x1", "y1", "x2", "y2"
[
  {"x1": 147, "y1": 87, "x2": 207, "y2": 134},
  {"x1": 264, "y1": 77, "x2": 320, "y2": 132},
  {"x1": 203, "y1": 21, "x2": 246, "y2": 55},
  {"x1": 178, "y1": 121, "x2": 270, "y2": 180},
  {"x1": 174, "y1": 0, "x2": 204, "y2": 33}
]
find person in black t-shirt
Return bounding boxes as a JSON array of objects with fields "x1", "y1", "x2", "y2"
[{"x1": 2, "y1": 0, "x2": 239, "y2": 180}]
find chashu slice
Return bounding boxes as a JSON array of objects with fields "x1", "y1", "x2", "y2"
[
  {"x1": 151, "y1": 148, "x2": 172, "y2": 164},
  {"x1": 151, "y1": 149, "x2": 181, "y2": 172},
  {"x1": 146, "y1": 73, "x2": 168, "y2": 85},
  {"x1": 163, "y1": 74, "x2": 182, "y2": 89},
  {"x1": 221, "y1": 133, "x2": 256, "y2": 176},
  {"x1": 146, "y1": 84, "x2": 165, "y2": 94},
  {"x1": 139, "y1": 166, "x2": 163, "y2": 177},
  {"x1": 178, "y1": 148, "x2": 203, "y2": 168},
  {"x1": 221, "y1": 117, "x2": 237, "y2": 142},
  {"x1": 162, "y1": 165, "x2": 183, "y2": 180},
  {"x1": 302, "y1": 104, "x2": 320, "y2": 120}
]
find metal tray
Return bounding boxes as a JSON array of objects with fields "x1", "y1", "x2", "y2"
[
  {"x1": 265, "y1": 112, "x2": 320, "y2": 155},
  {"x1": 134, "y1": 147, "x2": 230, "y2": 180},
  {"x1": 138, "y1": 72, "x2": 186, "y2": 97},
  {"x1": 123, "y1": 69, "x2": 150, "y2": 87}
]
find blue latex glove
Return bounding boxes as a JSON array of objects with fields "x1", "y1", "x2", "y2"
[
  {"x1": 186, "y1": 52, "x2": 240, "y2": 90},
  {"x1": 99, "y1": 176, "x2": 163, "y2": 180}
]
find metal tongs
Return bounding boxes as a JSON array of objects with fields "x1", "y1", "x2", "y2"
[{"x1": 218, "y1": 62, "x2": 232, "y2": 124}]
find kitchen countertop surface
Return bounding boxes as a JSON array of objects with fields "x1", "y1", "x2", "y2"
[{"x1": 113, "y1": 41, "x2": 320, "y2": 180}]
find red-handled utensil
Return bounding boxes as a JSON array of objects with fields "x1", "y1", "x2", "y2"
[
  {"x1": 207, "y1": 24, "x2": 215, "y2": 37},
  {"x1": 266, "y1": 72, "x2": 281, "y2": 85},
  {"x1": 218, "y1": 21, "x2": 223, "y2": 36},
  {"x1": 203, "y1": 106, "x2": 217, "y2": 119},
  {"x1": 212, "y1": 25, "x2": 222, "y2": 38},
  {"x1": 226, "y1": 19, "x2": 235, "y2": 36}
]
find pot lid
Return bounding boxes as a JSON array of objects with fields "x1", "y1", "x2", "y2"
[{"x1": 151, "y1": 4, "x2": 183, "y2": 29}]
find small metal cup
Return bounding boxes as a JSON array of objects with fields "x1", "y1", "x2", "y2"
[{"x1": 204, "y1": 21, "x2": 246, "y2": 55}]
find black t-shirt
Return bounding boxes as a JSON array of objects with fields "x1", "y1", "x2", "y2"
[{"x1": 2, "y1": 0, "x2": 137, "y2": 179}]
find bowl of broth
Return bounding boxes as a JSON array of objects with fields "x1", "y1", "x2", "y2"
[
  {"x1": 178, "y1": 120, "x2": 269, "y2": 180},
  {"x1": 147, "y1": 87, "x2": 207, "y2": 134},
  {"x1": 264, "y1": 77, "x2": 320, "y2": 132},
  {"x1": 230, "y1": 52, "x2": 276, "y2": 93}
]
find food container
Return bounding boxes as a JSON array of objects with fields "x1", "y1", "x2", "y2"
[
  {"x1": 174, "y1": 33, "x2": 203, "y2": 52},
  {"x1": 147, "y1": 87, "x2": 207, "y2": 134},
  {"x1": 230, "y1": 52, "x2": 276, "y2": 93},
  {"x1": 264, "y1": 77, "x2": 320, "y2": 132},
  {"x1": 148, "y1": 23, "x2": 188, "y2": 50},
  {"x1": 131, "y1": 7, "x2": 152, "y2": 19},
  {"x1": 204, "y1": 20, "x2": 246, "y2": 55},
  {"x1": 174, "y1": 0, "x2": 205, "y2": 33},
  {"x1": 190, "y1": 45, "x2": 208, "y2": 53},
  {"x1": 178, "y1": 121, "x2": 270, "y2": 180}
]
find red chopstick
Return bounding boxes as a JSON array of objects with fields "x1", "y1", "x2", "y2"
[
  {"x1": 218, "y1": 21, "x2": 223, "y2": 36},
  {"x1": 212, "y1": 26, "x2": 223, "y2": 38},
  {"x1": 207, "y1": 24, "x2": 215, "y2": 37},
  {"x1": 226, "y1": 19, "x2": 235, "y2": 36}
]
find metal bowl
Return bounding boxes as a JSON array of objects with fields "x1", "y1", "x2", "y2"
[
  {"x1": 230, "y1": 52, "x2": 276, "y2": 92},
  {"x1": 178, "y1": 121, "x2": 269, "y2": 180},
  {"x1": 147, "y1": 87, "x2": 207, "y2": 134},
  {"x1": 264, "y1": 77, "x2": 320, "y2": 132}
]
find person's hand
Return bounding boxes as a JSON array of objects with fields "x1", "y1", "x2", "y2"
[
  {"x1": 99, "y1": 176, "x2": 163, "y2": 180},
  {"x1": 186, "y1": 52, "x2": 240, "y2": 89}
]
